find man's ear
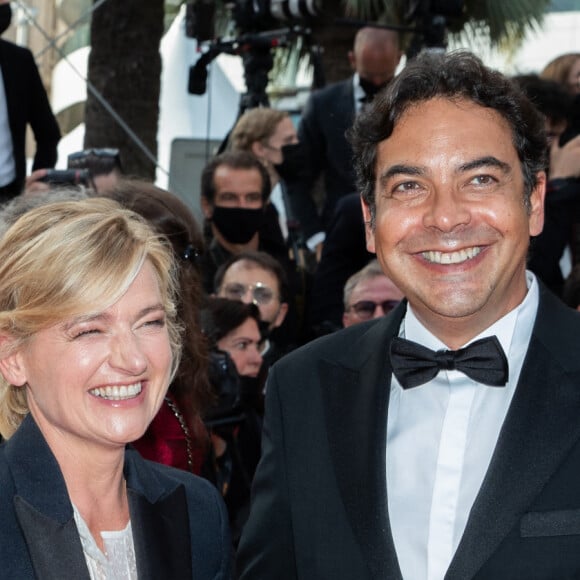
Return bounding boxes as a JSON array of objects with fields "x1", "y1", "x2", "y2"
[
  {"x1": 201, "y1": 196, "x2": 213, "y2": 220},
  {"x1": 0, "y1": 337, "x2": 27, "y2": 387},
  {"x1": 360, "y1": 197, "x2": 376, "y2": 254},
  {"x1": 348, "y1": 50, "x2": 356, "y2": 71},
  {"x1": 528, "y1": 171, "x2": 546, "y2": 238},
  {"x1": 251, "y1": 141, "x2": 266, "y2": 159}
]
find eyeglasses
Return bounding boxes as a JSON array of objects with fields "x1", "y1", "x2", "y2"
[
  {"x1": 348, "y1": 299, "x2": 400, "y2": 320},
  {"x1": 222, "y1": 282, "x2": 278, "y2": 306}
]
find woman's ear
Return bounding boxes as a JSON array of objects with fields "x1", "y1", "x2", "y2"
[{"x1": 0, "y1": 336, "x2": 27, "y2": 386}]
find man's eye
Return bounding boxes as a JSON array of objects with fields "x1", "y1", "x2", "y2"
[
  {"x1": 391, "y1": 181, "x2": 421, "y2": 195},
  {"x1": 470, "y1": 174, "x2": 497, "y2": 186}
]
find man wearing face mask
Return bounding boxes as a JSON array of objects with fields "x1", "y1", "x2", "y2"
[
  {"x1": 285, "y1": 26, "x2": 403, "y2": 259},
  {"x1": 0, "y1": 0, "x2": 61, "y2": 203},
  {"x1": 199, "y1": 151, "x2": 292, "y2": 298}
]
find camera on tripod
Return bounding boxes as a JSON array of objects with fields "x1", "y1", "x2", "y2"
[{"x1": 186, "y1": 0, "x2": 320, "y2": 42}]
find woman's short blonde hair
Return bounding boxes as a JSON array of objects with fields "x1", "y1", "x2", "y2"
[
  {"x1": 0, "y1": 197, "x2": 182, "y2": 437},
  {"x1": 229, "y1": 108, "x2": 289, "y2": 152}
]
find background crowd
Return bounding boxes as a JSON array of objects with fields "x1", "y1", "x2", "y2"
[{"x1": 2, "y1": 16, "x2": 580, "y2": 578}]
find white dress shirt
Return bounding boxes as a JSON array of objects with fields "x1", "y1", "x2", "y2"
[{"x1": 387, "y1": 271, "x2": 539, "y2": 580}]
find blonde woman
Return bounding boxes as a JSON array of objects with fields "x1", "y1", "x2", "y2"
[{"x1": 0, "y1": 198, "x2": 231, "y2": 579}]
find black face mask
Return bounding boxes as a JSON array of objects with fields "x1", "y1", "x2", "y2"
[
  {"x1": 274, "y1": 143, "x2": 307, "y2": 182},
  {"x1": 0, "y1": 4, "x2": 11, "y2": 35},
  {"x1": 359, "y1": 76, "x2": 388, "y2": 102},
  {"x1": 211, "y1": 206, "x2": 265, "y2": 244}
]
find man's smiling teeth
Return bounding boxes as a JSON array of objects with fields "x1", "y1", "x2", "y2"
[
  {"x1": 423, "y1": 246, "x2": 482, "y2": 265},
  {"x1": 90, "y1": 383, "x2": 142, "y2": 400}
]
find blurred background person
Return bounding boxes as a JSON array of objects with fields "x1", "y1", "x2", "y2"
[
  {"x1": 214, "y1": 251, "x2": 292, "y2": 366},
  {"x1": 307, "y1": 192, "x2": 373, "y2": 337},
  {"x1": 201, "y1": 297, "x2": 263, "y2": 549},
  {"x1": 229, "y1": 107, "x2": 299, "y2": 246},
  {"x1": 342, "y1": 260, "x2": 404, "y2": 328},
  {"x1": 0, "y1": 0, "x2": 60, "y2": 204},
  {"x1": 199, "y1": 151, "x2": 280, "y2": 291},
  {"x1": 541, "y1": 52, "x2": 580, "y2": 95},
  {"x1": 286, "y1": 26, "x2": 403, "y2": 259},
  {"x1": 103, "y1": 179, "x2": 214, "y2": 478},
  {"x1": 514, "y1": 73, "x2": 580, "y2": 298},
  {"x1": 0, "y1": 198, "x2": 231, "y2": 579}
]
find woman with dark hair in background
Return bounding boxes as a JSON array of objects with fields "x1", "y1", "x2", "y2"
[
  {"x1": 103, "y1": 179, "x2": 214, "y2": 477},
  {"x1": 201, "y1": 297, "x2": 263, "y2": 549}
]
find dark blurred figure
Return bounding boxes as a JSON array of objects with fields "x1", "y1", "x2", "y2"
[
  {"x1": 286, "y1": 26, "x2": 402, "y2": 258},
  {"x1": 563, "y1": 264, "x2": 580, "y2": 310},
  {"x1": 514, "y1": 74, "x2": 580, "y2": 297},
  {"x1": 103, "y1": 179, "x2": 214, "y2": 477},
  {"x1": 0, "y1": 0, "x2": 60, "y2": 203},
  {"x1": 307, "y1": 192, "x2": 373, "y2": 336},
  {"x1": 201, "y1": 297, "x2": 264, "y2": 549}
]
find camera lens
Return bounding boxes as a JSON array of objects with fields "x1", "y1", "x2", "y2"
[{"x1": 269, "y1": 0, "x2": 320, "y2": 21}]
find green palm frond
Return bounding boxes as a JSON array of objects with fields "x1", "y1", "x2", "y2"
[
  {"x1": 464, "y1": 0, "x2": 550, "y2": 44},
  {"x1": 343, "y1": 0, "x2": 551, "y2": 47}
]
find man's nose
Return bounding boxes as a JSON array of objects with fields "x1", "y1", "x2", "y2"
[{"x1": 422, "y1": 189, "x2": 471, "y2": 232}]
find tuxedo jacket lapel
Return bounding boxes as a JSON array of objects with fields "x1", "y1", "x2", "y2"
[
  {"x1": 319, "y1": 305, "x2": 406, "y2": 580},
  {"x1": 129, "y1": 485, "x2": 193, "y2": 580},
  {"x1": 446, "y1": 288, "x2": 580, "y2": 579}
]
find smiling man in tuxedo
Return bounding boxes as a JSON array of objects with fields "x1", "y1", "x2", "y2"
[{"x1": 238, "y1": 51, "x2": 580, "y2": 580}]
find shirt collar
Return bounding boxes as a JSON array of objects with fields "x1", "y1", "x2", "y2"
[{"x1": 403, "y1": 271, "x2": 539, "y2": 359}]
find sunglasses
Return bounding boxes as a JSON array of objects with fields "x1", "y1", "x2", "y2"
[
  {"x1": 222, "y1": 282, "x2": 278, "y2": 306},
  {"x1": 348, "y1": 299, "x2": 400, "y2": 320}
]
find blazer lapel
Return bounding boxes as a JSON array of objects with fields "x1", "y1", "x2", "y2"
[
  {"x1": 14, "y1": 496, "x2": 90, "y2": 580},
  {"x1": 446, "y1": 289, "x2": 580, "y2": 579},
  {"x1": 319, "y1": 305, "x2": 406, "y2": 580},
  {"x1": 127, "y1": 457, "x2": 193, "y2": 580},
  {"x1": 5, "y1": 416, "x2": 90, "y2": 580}
]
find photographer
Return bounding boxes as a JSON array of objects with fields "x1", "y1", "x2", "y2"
[
  {"x1": 24, "y1": 147, "x2": 122, "y2": 195},
  {"x1": 201, "y1": 297, "x2": 264, "y2": 549}
]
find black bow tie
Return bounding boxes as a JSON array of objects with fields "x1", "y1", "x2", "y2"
[{"x1": 389, "y1": 336, "x2": 508, "y2": 389}]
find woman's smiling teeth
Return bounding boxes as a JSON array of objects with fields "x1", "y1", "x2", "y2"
[
  {"x1": 89, "y1": 382, "x2": 142, "y2": 400},
  {"x1": 422, "y1": 246, "x2": 482, "y2": 265}
]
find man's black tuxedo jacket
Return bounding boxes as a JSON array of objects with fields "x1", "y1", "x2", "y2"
[
  {"x1": 0, "y1": 415, "x2": 232, "y2": 579},
  {"x1": 238, "y1": 284, "x2": 580, "y2": 579},
  {"x1": 287, "y1": 78, "x2": 356, "y2": 239},
  {"x1": 0, "y1": 39, "x2": 60, "y2": 189}
]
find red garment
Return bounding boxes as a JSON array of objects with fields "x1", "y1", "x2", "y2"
[{"x1": 132, "y1": 396, "x2": 210, "y2": 476}]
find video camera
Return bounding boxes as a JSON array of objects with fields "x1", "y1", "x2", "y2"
[
  {"x1": 204, "y1": 349, "x2": 246, "y2": 428},
  {"x1": 186, "y1": 0, "x2": 320, "y2": 103}
]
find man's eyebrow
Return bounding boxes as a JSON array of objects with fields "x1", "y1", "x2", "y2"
[
  {"x1": 458, "y1": 156, "x2": 511, "y2": 174},
  {"x1": 379, "y1": 164, "x2": 426, "y2": 186}
]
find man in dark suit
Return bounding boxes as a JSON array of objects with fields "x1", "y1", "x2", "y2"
[
  {"x1": 0, "y1": 0, "x2": 61, "y2": 203},
  {"x1": 286, "y1": 26, "x2": 402, "y2": 256},
  {"x1": 237, "y1": 51, "x2": 580, "y2": 579}
]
